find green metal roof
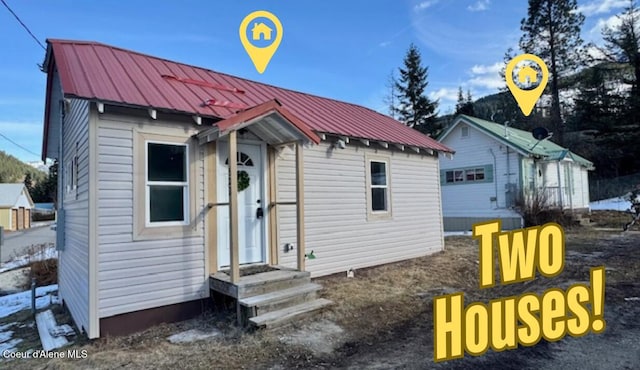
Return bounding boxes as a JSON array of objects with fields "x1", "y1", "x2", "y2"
[{"x1": 444, "y1": 115, "x2": 594, "y2": 169}]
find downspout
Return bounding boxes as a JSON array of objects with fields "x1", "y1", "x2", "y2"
[
  {"x1": 556, "y1": 160, "x2": 563, "y2": 209},
  {"x1": 568, "y1": 164, "x2": 573, "y2": 210},
  {"x1": 489, "y1": 148, "x2": 499, "y2": 208},
  {"x1": 56, "y1": 93, "x2": 65, "y2": 251}
]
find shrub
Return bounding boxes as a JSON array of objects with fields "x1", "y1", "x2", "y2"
[
  {"x1": 29, "y1": 258, "x2": 58, "y2": 287},
  {"x1": 516, "y1": 190, "x2": 578, "y2": 227}
]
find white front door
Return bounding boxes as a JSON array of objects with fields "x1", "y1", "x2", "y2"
[{"x1": 217, "y1": 141, "x2": 265, "y2": 267}]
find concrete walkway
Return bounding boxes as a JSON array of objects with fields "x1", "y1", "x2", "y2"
[{"x1": 1, "y1": 224, "x2": 55, "y2": 263}]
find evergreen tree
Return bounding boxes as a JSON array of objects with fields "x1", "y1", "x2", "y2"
[
  {"x1": 24, "y1": 172, "x2": 34, "y2": 194},
  {"x1": 455, "y1": 86, "x2": 475, "y2": 116},
  {"x1": 602, "y1": 0, "x2": 640, "y2": 121},
  {"x1": 393, "y1": 44, "x2": 439, "y2": 136},
  {"x1": 520, "y1": 0, "x2": 585, "y2": 144},
  {"x1": 383, "y1": 71, "x2": 398, "y2": 119},
  {"x1": 455, "y1": 87, "x2": 465, "y2": 113}
]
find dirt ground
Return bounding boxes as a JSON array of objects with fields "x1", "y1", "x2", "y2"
[{"x1": 3, "y1": 220, "x2": 640, "y2": 369}]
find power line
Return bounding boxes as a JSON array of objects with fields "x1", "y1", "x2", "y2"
[
  {"x1": 0, "y1": 0, "x2": 46, "y2": 51},
  {"x1": 0, "y1": 132, "x2": 40, "y2": 157}
]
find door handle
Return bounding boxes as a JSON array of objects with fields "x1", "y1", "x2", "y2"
[{"x1": 256, "y1": 207, "x2": 264, "y2": 219}]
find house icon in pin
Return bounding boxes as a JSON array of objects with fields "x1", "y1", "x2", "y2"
[
  {"x1": 252, "y1": 22, "x2": 273, "y2": 41},
  {"x1": 518, "y1": 66, "x2": 538, "y2": 85}
]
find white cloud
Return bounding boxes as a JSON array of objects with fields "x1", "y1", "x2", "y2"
[
  {"x1": 378, "y1": 41, "x2": 391, "y2": 48},
  {"x1": 414, "y1": 0, "x2": 439, "y2": 11},
  {"x1": 429, "y1": 88, "x2": 459, "y2": 102},
  {"x1": 592, "y1": 13, "x2": 624, "y2": 34},
  {"x1": 467, "y1": 62, "x2": 504, "y2": 90},
  {"x1": 470, "y1": 62, "x2": 503, "y2": 75},
  {"x1": 467, "y1": 0, "x2": 491, "y2": 12},
  {"x1": 468, "y1": 76, "x2": 505, "y2": 89},
  {"x1": 578, "y1": 0, "x2": 627, "y2": 16}
]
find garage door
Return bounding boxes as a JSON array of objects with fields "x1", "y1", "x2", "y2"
[
  {"x1": 17, "y1": 207, "x2": 24, "y2": 230},
  {"x1": 11, "y1": 209, "x2": 17, "y2": 230}
]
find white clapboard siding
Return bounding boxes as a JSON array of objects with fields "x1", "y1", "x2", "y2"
[
  {"x1": 59, "y1": 98, "x2": 91, "y2": 335},
  {"x1": 439, "y1": 122, "x2": 522, "y2": 219},
  {"x1": 96, "y1": 121, "x2": 206, "y2": 318},
  {"x1": 276, "y1": 142, "x2": 444, "y2": 277}
]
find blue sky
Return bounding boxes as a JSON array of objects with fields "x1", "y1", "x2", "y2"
[{"x1": 0, "y1": 0, "x2": 630, "y2": 162}]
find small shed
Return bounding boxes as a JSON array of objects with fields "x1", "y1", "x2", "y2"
[{"x1": 0, "y1": 183, "x2": 35, "y2": 231}]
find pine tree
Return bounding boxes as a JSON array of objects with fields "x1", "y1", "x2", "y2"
[
  {"x1": 455, "y1": 87, "x2": 465, "y2": 113},
  {"x1": 393, "y1": 44, "x2": 439, "y2": 136},
  {"x1": 520, "y1": 0, "x2": 585, "y2": 144},
  {"x1": 455, "y1": 87, "x2": 475, "y2": 116},
  {"x1": 24, "y1": 172, "x2": 34, "y2": 194},
  {"x1": 383, "y1": 71, "x2": 398, "y2": 119},
  {"x1": 602, "y1": 0, "x2": 640, "y2": 121}
]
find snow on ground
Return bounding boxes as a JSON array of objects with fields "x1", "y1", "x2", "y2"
[
  {"x1": 444, "y1": 231, "x2": 472, "y2": 236},
  {"x1": 0, "y1": 246, "x2": 57, "y2": 273},
  {"x1": 0, "y1": 285, "x2": 59, "y2": 354},
  {"x1": 0, "y1": 285, "x2": 58, "y2": 319},
  {"x1": 0, "y1": 267, "x2": 29, "y2": 293},
  {"x1": 167, "y1": 328, "x2": 221, "y2": 344},
  {"x1": 590, "y1": 195, "x2": 638, "y2": 211}
]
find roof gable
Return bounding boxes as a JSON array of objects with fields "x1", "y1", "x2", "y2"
[
  {"x1": 440, "y1": 115, "x2": 594, "y2": 169},
  {"x1": 0, "y1": 184, "x2": 33, "y2": 208},
  {"x1": 44, "y1": 39, "x2": 453, "y2": 154}
]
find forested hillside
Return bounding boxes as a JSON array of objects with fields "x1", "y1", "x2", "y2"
[{"x1": 0, "y1": 151, "x2": 46, "y2": 184}]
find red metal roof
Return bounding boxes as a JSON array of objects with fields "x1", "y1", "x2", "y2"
[
  {"x1": 45, "y1": 39, "x2": 453, "y2": 153},
  {"x1": 215, "y1": 99, "x2": 321, "y2": 144}
]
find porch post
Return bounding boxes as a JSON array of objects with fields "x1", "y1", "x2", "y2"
[
  {"x1": 295, "y1": 141, "x2": 306, "y2": 271},
  {"x1": 229, "y1": 131, "x2": 240, "y2": 283}
]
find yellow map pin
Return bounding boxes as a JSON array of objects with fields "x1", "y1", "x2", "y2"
[
  {"x1": 239, "y1": 11, "x2": 283, "y2": 74},
  {"x1": 505, "y1": 54, "x2": 549, "y2": 116}
]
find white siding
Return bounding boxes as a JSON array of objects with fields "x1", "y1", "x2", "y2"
[
  {"x1": 96, "y1": 117, "x2": 207, "y2": 318},
  {"x1": 276, "y1": 142, "x2": 444, "y2": 277},
  {"x1": 14, "y1": 191, "x2": 32, "y2": 209},
  {"x1": 58, "y1": 98, "x2": 91, "y2": 335},
  {"x1": 439, "y1": 122, "x2": 521, "y2": 219},
  {"x1": 540, "y1": 160, "x2": 589, "y2": 210}
]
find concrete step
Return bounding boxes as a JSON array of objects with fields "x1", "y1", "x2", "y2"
[
  {"x1": 239, "y1": 283, "x2": 322, "y2": 315},
  {"x1": 249, "y1": 298, "x2": 333, "y2": 329}
]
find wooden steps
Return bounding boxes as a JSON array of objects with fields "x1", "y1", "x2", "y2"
[
  {"x1": 249, "y1": 298, "x2": 334, "y2": 329},
  {"x1": 239, "y1": 283, "x2": 323, "y2": 315},
  {"x1": 211, "y1": 266, "x2": 332, "y2": 329}
]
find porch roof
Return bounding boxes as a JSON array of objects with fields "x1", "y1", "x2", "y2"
[{"x1": 197, "y1": 100, "x2": 321, "y2": 146}]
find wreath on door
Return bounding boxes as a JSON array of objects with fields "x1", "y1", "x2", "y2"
[{"x1": 237, "y1": 170, "x2": 250, "y2": 192}]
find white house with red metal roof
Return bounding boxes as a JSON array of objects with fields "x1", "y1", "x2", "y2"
[{"x1": 41, "y1": 39, "x2": 453, "y2": 338}]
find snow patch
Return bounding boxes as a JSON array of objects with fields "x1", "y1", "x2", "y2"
[
  {"x1": 0, "y1": 245, "x2": 57, "y2": 273},
  {"x1": 590, "y1": 196, "x2": 637, "y2": 211},
  {"x1": 167, "y1": 328, "x2": 221, "y2": 344},
  {"x1": 36, "y1": 310, "x2": 69, "y2": 351},
  {"x1": 0, "y1": 284, "x2": 58, "y2": 319},
  {"x1": 0, "y1": 338, "x2": 22, "y2": 353}
]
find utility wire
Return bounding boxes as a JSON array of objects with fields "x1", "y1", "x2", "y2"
[
  {"x1": 0, "y1": 0, "x2": 46, "y2": 51},
  {"x1": 0, "y1": 132, "x2": 40, "y2": 157}
]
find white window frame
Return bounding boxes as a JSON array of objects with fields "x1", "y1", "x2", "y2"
[
  {"x1": 144, "y1": 140, "x2": 190, "y2": 227},
  {"x1": 461, "y1": 126, "x2": 469, "y2": 138},
  {"x1": 365, "y1": 154, "x2": 392, "y2": 220}
]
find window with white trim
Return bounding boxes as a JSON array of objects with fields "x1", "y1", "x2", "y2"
[
  {"x1": 146, "y1": 142, "x2": 189, "y2": 225},
  {"x1": 441, "y1": 165, "x2": 493, "y2": 185},
  {"x1": 370, "y1": 160, "x2": 389, "y2": 212},
  {"x1": 461, "y1": 126, "x2": 469, "y2": 138}
]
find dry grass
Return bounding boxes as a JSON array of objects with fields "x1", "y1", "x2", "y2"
[
  {"x1": 590, "y1": 210, "x2": 638, "y2": 230},
  {"x1": 8, "y1": 228, "x2": 639, "y2": 370}
]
